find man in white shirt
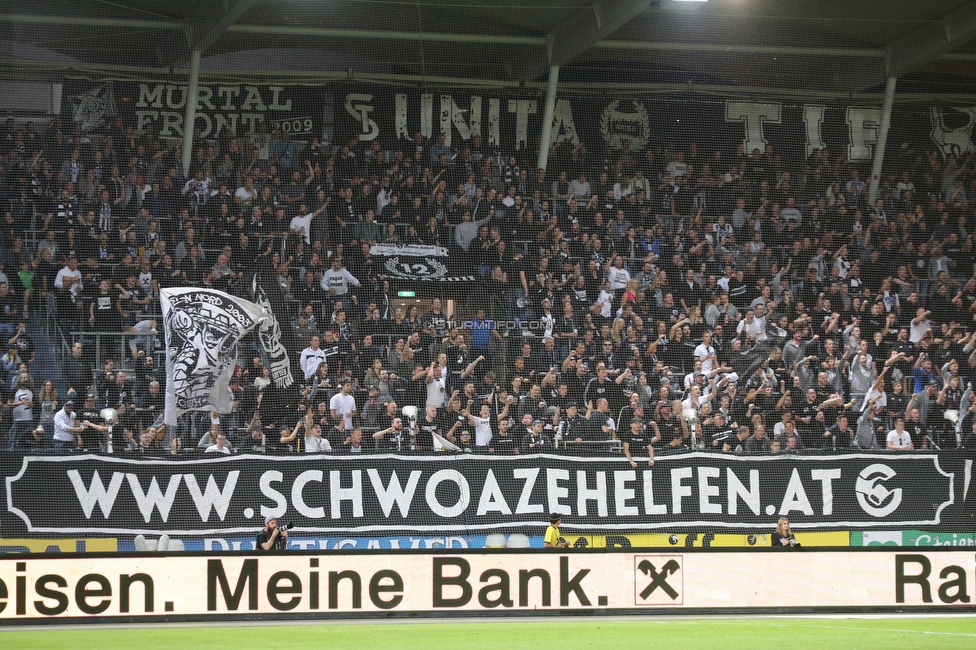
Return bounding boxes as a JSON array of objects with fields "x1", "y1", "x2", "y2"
[
  {"x1": 7, "y1": 379, "x2": 33, "y2": 450},
  {"x1": 300, "y1": 336, "x2": 328, "y2": 380},
  {"x1": 290, "y1": 202, "x2": 327, "y2": 244},
  {"x1": 182, "y1": 170, "x2": 214, "y2": 206},
  {"x1": 320, "y1": 257, "x2": 361, "y2": 306},
  {"x1": 736, "y1": 308, "x2": 764, "y2": 342},
  {"x1": 607, "y1": 256, "x2": 631, "y2": 293},
  {"x1": 666, "y1": 151, "x2": 687, "y2": 178},
  {"x1": 569, "y1": 172, "x2": 591, "y2": 197},
  {"x1": 886, "y1": 418, "x2": 914, "y2": 452},
  {"x1": 54, "y1": 257, "x2": 83, "y2": 297},
  {"x1": 463, "y1": 403, "x2": 495, "y2": 448},
  {"x1": 752, "y1": 302, "x2": 768, "y2": 332},
  {"x1": 53, "y1": 401, "x2": 85, "y2": 452},
  {"x1": 862, "y1": 374, "x2": 887, "y2": 413},
  {"x1": 205, "y1": 432, "x2": 233, "y2": 455},
  {"x1": 595, "y1": 282, "x2": 614, "y2": 320},
  {"x1": 425, "y1": 363, "x2": 447, "y2": 408},
  {"x1": 910, "y1": 308, "x2": 933, "y2": 343},
  {"x1": 305, "y1": 423, "x2": 333, "y2": 453},
  {"x1": 731, "y1": 198, "x2": 750, "y2": 231},
  {"x1": 895, "y1": 171, "x2": 915, "y2": 199},
  {"x1": 716, "y1": 267, "x2": 732, "y2": 293},
  {"x1": 693, "y1": 330, "x2": 718, "y2": 375},
  {"x1": 330, "y1": 381, "x2": 357, "y2": 430},
  {"x1": 628, "y1": 169, "x2": 651, "y2": 196},
  {"x1": 780, "y1": 196, "x2": 803, "y2": 222},
  {"x1": 235, "y1": 177, "x2": 258, "y2": 206}
]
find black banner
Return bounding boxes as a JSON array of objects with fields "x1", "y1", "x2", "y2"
[
  {"x1": 248, "y1": 252, "x2": 299, "y2": 388},
  {"x1": 333, "y1": 85, "x2": 963, "y2": 162},
  {"x1": 2, "y1": 453, "x2": 967, "y2": 536},
  {"x1": 63, "y1": 81, "x2": 324, "y2": 138}
]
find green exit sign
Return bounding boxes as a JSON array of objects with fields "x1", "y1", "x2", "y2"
[{"x1": 397, "y1": 291, "x2": 416, "y2": 297}]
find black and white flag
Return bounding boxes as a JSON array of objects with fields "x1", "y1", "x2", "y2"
[
  {"x1": 249, "y1": 256, "x2": 297, "y2": 389},
  {"x1": 161, "y1": 288, "x2": 266, "y2": 425},
  {"x1": 369, "y1": 243, "x2": 476, "y2": 282}
]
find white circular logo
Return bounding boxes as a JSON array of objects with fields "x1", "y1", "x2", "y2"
[
  {"x1": 600, "y1": 99, "x2": 650, "y2": 151},
  {"x1": 855, "y1": 464, "x2": 903, "y2": 518}
]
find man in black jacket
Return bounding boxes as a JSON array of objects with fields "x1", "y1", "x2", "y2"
[
  {"x1": 519, "y1": 417, "x2": 553, "y2": 453},
  {"x1": 561, "y1": 402, "x2": 590, "y2": 444},
  {"x1": 134, "y1": 353, "x2": 165, "y2": 395},
  {"x1": 63, "y1": 341, "x2": 93, "y2": 399}
]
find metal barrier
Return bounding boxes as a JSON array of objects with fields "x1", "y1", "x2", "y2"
[
  {"x1": 66, "y1": 329, "x2": 160, "y2": 371},
  {"x1": 555, "y1": 438, "x2": 623, "y2": 453}
]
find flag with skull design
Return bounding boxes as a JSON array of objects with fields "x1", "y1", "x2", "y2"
[{"x1": 161, "y1": 288, "x2": 267, "y2": 426}]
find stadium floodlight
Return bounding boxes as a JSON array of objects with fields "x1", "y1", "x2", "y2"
[{"x1": 663, "y1": 0, "x2": 708, "y2": 10}]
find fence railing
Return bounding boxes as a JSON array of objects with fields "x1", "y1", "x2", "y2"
[{"x1": 65, "y1": 330, "x2": 160, "y2": 370}]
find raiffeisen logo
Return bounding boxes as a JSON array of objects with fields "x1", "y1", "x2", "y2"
[{"x1": 855, "y1": 464, "x2": 903, "y2": 518}]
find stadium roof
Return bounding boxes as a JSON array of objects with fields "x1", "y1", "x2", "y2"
[{"x1": 3, "y1": 0, "x2": 976, "y2": 97}]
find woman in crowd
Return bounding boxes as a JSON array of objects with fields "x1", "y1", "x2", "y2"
[
  {"x1": 37, "y1": 380, "x2": 58, "y2": 444},
  {"x1": 771, "y1": 517, "x2": 801, "y2": 548}
]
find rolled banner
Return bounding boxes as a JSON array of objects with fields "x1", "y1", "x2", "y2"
[{"x1": 249, "y1": 254, "x2": 297, "y2": 389}]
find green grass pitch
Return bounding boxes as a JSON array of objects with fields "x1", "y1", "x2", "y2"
[{"x1": 2, "y1": 617, "x2": 975, "y2": 649}]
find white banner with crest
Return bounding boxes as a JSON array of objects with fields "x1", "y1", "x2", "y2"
[{"x1": 369, "y1": 243, "x2": 476, "y2": 282}]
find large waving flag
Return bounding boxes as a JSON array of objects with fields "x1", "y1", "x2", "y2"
[{"x1": 161, "y1": 288, "x2": 266, "y2": 425}]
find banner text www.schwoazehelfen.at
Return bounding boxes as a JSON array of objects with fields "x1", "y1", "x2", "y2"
[{"x1": 2, "y1": 453, "x2": 962, "y2": 536}]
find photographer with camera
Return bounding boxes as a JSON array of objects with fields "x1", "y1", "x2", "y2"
[
  {"x1": 771, "y1": 516, "x2": 801, "y2": 548},
  {"x1": 256, "y1": 515, "x2": 292, "y2": 551}
]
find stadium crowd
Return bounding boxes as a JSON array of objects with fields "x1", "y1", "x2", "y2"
[{"x1": 1, "y1": 111, "x2": 976, "y2": 459}]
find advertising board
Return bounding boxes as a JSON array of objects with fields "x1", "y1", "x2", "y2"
[
  {"x1": 851, "y1": 531, "x2": 976, "y2": 547},
  {"x1": 0, "y1": 538, "x2": 117, "y2": 554},
  {"x1": 0, "y1": 550, "x2": 970, "y2": 621}
]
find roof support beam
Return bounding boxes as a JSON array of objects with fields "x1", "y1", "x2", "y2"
[
  {"x1": 536, "y1": 65, "x2": 561, "y2": 171},
  {"x1": 0, "y1": 13, "x2": 548, "y2": 47},
  {"x1": 3, "y1": 10, "x2": 976, "y2": 79},
  {"x1": 513, "y1": 0, "x2": 655, "y2": 81},
  {"x1": 10, "y1": 54, "x2": 976, "y2": 101},
  {"x1": 597, "y1": 40, "x2": 886, "y2": 58},
  {"x1": 0, "y1": 13, "x2": 180, "y2": 30},
  {"x1": 887, "y1": 1, "x2": 976, "y2": 77},
  {"x1": 182, "y1": 49, "x2": 202, "y2": 178},
  {"x1": 184, "y1": 0, "x2": 261, "y2": 54},
  {"x1": 156, "y1": 0, "x2": 262, "y2": 66},
  {"x1": 227, "y1": 24, "x2": 546, "y2": 46},
  {"x1": 850, "y1": 0, "x2": 976, "y2": 92},
  {"x1": 868, "y1": 76, "x2": 897, "y2": 204},
  {"x1": 0, "y1": 13, "x2": 968, "y2": 67}
]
